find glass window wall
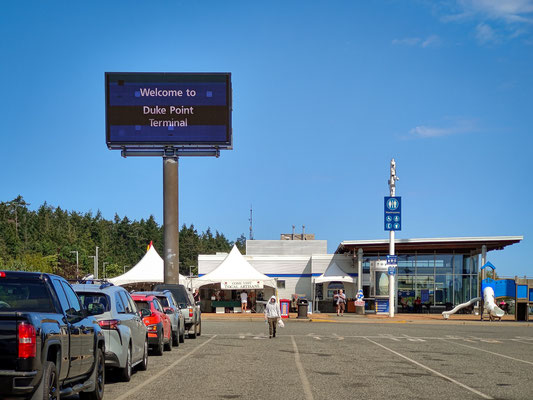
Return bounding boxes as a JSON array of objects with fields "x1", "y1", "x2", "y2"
[{"x1": 361, "y1": 251, "x2": 482, "y2": 308}]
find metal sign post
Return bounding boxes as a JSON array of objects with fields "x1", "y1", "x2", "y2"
[{"x1": 163, "y1": 156, "x2": 180, "y2": 284}]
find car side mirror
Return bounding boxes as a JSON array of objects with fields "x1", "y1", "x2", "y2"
[
  {"x1": 164, "y1": 308, "x2": 173, "y2": 314},
  {"x1": 140, "y1": 308, "x2": 152, "y2": 318}
]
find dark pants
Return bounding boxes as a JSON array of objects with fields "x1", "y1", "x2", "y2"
[{"x1": 268, "y1": 317, "x2": 278, "y2": 337}]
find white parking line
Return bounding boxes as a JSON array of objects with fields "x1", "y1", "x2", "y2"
[
  {"x1": 114, "y1": 335, "x2": 217, "y2": 400},
  {"x1": 443, "y1": 339, "x2": 533, "y2": 366},
  {"x1": 512, "y1": 339, "x2": 533, "y2": 345},
  {"x1": 365, "y1": 338, "x2": 493, "y2": 399},
  {"x1": 291, "y1": 335, "x2": 314, "y2": 400}
]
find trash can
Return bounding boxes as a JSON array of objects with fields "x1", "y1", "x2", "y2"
[{"x1": 297, "y1": 298, "x2": 309, "y2": 319}]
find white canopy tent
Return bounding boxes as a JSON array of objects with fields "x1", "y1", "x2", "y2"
[
  {"x1": 109, "y1": 244, "x2": 187, "y2": 286},
  {"x1": 314, "y1": 262, "x2": 355, "y2": 284},
  {"x1": 193, "y1": 245, "x2": 277, "y2": 289},
  {"x1": 313, "y1": 262, "x2": 356, "y2": 312}
]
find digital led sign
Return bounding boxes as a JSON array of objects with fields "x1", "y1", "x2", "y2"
[{"x1": 106, "y1": 72, "x2": 232, "y2": 149}]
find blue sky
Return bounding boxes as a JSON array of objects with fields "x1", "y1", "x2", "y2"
[{"x1": 1, "y1": 1, "x2": 532, "y2": 276}]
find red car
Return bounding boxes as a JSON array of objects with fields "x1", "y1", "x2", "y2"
[{"x1": 131, "y1": 294, "x2": 172, "y2": 355}]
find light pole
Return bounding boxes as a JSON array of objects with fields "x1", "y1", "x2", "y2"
[
  {"x1": 88, "y1": 246, "x2": 99, "y2": 279},
  {"x1": 103, "y1": 262, "x2": 109, "y2": 280},
  {"x1": 388, "y1": 159, "x2": 399, "y2": 318},
  {"x1": 70, "y1": 251, "x2": 79, "y2": 279}
]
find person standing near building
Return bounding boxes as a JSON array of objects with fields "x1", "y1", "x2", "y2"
[
  {"x1": 264, "y1": 295, "x2": 281, "y2": 338},
  {"x1": 193, "y1": 289, "x2": 200, "y2": 303},
  {"x1": 337, "y1": 289, "x2": 346, "y2": 316},
  {"x1": 240, "y1": 290, "x2": 248, "y2": 313}
]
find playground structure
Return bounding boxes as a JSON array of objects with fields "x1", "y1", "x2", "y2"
[{"x1": 443, "y1": 262, "x2": 533, "y2": 321}]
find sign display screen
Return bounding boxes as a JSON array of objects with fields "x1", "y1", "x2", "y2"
[{"x1": 106, "y1": 72, "x2": 232, "y2": 149}]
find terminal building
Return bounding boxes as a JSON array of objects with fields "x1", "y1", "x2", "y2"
[{"x1": 198, "y1": 234, "x2": 523, "y2": 313}]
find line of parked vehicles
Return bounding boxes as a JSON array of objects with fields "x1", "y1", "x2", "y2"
[{"x1": 0, "y1": 270, "x2": 201, "y2": 399}]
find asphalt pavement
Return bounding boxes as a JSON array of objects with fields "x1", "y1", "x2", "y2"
[{"x1": 97, "y1": 319, "x2": 533, "y2": 400}]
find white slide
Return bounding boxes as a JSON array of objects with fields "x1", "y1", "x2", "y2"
[
  {"x1": 482, "y1": 286, "x2": 505, "y2": 319},
  {"x1": 442, "y1": 297, "x2": 481, "y2": 319}
]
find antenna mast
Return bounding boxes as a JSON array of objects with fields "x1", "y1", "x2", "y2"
[{"x1": 249, "y1": 205, "x2": 254, "y2": 240}]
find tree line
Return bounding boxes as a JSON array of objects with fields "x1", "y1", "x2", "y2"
[{"x1": 0, "y1": 196, "x2": 246, "y2": 279}]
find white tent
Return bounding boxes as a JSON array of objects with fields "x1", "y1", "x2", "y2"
[
  {"x1": 193, "y1": 245, "x2": 276, "y2": 289},
  {"x1": 314, "y1": 262, "x2": 355, "y2": 284},
  {"x1": 109, "y1": 244, "x2": 187, "y2": 286}
]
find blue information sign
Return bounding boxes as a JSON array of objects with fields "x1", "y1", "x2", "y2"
[
  {"x1": 386, "y1": 255, "x2": 397, "y2": 265},
  {"x1": 388, "y1": 266, "x2": 396, "y2": 275},
  {"x1": 384, "y1": 196, "x2": 401, "y2": 231}
]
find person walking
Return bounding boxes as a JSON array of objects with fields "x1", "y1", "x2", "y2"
[
  {"x1": 240, "y1": 290, "x2": 248, "y2": 313},
  {"x1": 337, "y1": 289, "x2": 346, "y2": 316},
  {"x1": 264, "y1": 295, "x2": 281, "y2": 338}
]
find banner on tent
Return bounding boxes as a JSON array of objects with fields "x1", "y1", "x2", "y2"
[{"x1": 221, "y1": 280, "x2": 264, "y2": 289}]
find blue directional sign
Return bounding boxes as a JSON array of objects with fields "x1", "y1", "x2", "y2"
[
  {"x1": 384, "y1": 196, "x2": 401, "y2": 231},
  {"x1": 388, "y1": 266, "x2": 396, "y2": 275},
  {"x1": 386, "y1": 255, "x2": 398, "y2": 265}
]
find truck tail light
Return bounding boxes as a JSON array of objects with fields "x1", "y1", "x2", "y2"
[
  {"x1": 98, "y1": 319, "x2": 120, "y2": 330},
  {"x1": 189, "y1": 307, "x2": 193, "y2": 318},
  {"x1": 18, "y1": 322, "x2": 36, "y2": 358},
  {"x1": 0, "y1": 271, "x2": 6, "y2": 278}
]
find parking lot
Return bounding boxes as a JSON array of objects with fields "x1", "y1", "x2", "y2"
[{"x1": 93, "y1": 319, "x2": 533, "y2": 400}]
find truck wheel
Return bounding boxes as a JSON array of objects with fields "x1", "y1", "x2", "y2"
[
  {"x1": 179, "y1": 329, "x2": 185, "y2": 343},
  {"x1": 117, "y1": 345, "x2": 132, "y2": 382},
  {"x1": 40, "y1": 361, "x2": 59, "y2": 400},
  {"x1": 172, "y1": 330, "x2": 179, "y2": 347},
  {"x1": 80, "y1": 348, "x2": 105, "y2": 400},
  {"x1": 188, "y1": 324, "x2": 197, "y2": 339},
  {"x1": 137, "y1": 340, "x2": 148, "y2": 371}
]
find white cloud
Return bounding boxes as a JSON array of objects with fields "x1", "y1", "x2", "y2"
[
  {"x1": 392, "y1": 37, "x2": 421, "y2": 46},
  {"x1": 458, "y1": 0, "x2": 533, "y2": 23},
  {"x1": 421, "y1": 34, "x2": 441, "y2": 47},
  {"x1": 409, "y1": 119, "x2": 477, "y2": 139},
  {"x1": 442, "y1": 0, "x2": 533, "y2": 43},
  {"x1": 476, "y1": 22, "x2": 500, "y2": 43},
  {"x1": 392, "y1": 35, "x2": 440, "y2": 47}
]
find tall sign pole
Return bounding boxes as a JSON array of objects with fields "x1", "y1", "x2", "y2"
[
  {"x1": 387, "y1": 159, "x2": 400, "y2": 318},
  {"x1": 163, "y1": 156, "x2": 180, "y2": 284}
]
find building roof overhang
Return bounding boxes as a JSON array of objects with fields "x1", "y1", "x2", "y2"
[{"x1": 336, "y1": 236, "x2": 523, "y2": 255}]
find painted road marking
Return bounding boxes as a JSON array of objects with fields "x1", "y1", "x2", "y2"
[
  {"x1": 512, "y1": 339, "x2": 533, "y2": 345},
  {"x1": 366, "y1": 338, "x2": 493, "y2": 399},
  {"x1": 291, "y1": 335, "x2": 314, "y2": 400},
  {"x1": 444, "y1": 340, "x2": 533, "y2": 366},
  {"x1": 402, "y1": 334, "x2": 426, "y2": 342},
  {"x1": 114, "y1": 335, "x2": 217, "y2": 400}
]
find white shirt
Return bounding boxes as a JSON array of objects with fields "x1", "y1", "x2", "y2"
[{"x1": 240, "y1": 292, "x2": 248, "y2": 302}]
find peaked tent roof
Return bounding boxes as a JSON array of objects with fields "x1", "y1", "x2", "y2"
[
  {"x1": 109, "y1": 245, "x2": 186, "y2": 286},
  {"x1": 194, "y1": 245, "x2": 277, "y2": 288},
  {"x1": 314, "y1": 262, "x2": 355, "y2": 284}
]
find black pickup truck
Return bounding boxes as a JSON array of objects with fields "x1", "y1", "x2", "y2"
[{"x1": 0, "y1": 271, "x2": 106, "y2": 400}]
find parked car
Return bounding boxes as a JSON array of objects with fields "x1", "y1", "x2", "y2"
[
  {"x1": 0, "y1": 270, "x2": 105, "y2": 400},
  {"x1": 73, "y1": 282, "x2": 148, "y2": 382},
  {"x1": 134, "y1": 290, "x2": 185, "y2": 345},
  {"x1": 153, "y1": 284, "x2": 201, "y2": 339},
  {"x1": 131, "y1": 294, "x2": 172, "y2": 355}
]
